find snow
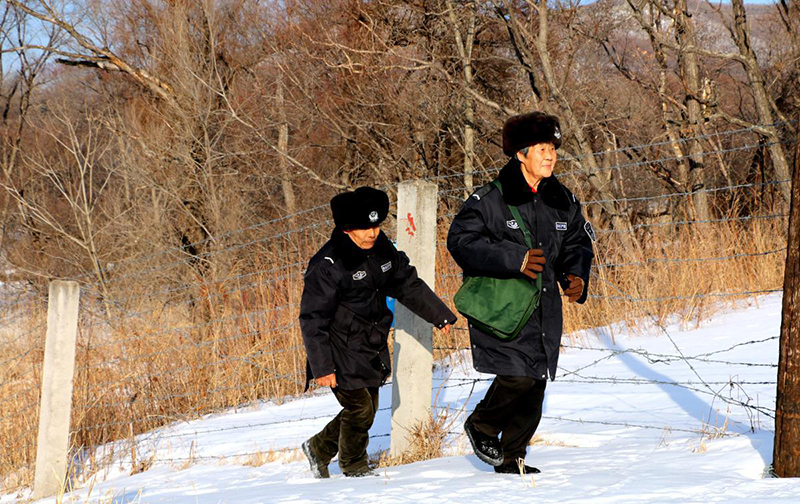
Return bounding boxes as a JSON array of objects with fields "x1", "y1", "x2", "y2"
[{"x1": 6, "y1": 293, "x2": 800, "y2": 503}]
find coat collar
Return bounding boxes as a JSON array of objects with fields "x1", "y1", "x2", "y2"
[
  {"x1": 331, "y1": 228, "x2": 396, "y2": 270},
  {"x1": 496, "y1": 158, "x2": 572, "y2": 211}
]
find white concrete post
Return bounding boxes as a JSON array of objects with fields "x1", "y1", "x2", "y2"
[
  {"x1": 33, "y1": 280, "x2": 81, "y2": 500},
  {"x1": 391, "y1": 180, "x2": 438, "y2": 457}
]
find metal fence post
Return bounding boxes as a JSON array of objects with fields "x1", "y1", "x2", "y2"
[
  {"x1": 32, "y1": 280, "x2": 81, "y2": 499},
  {"x1": 390, "y1": 180, "x2": 438, "y2": 457}
]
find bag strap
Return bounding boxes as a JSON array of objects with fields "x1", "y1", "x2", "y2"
[{"x1": 491, "y1": 180, "x2": 533, "y2": 249}]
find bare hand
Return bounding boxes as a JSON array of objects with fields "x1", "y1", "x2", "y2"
[
  {"x1": 316, "y1": 373, "x2": 337, "y2": 388},
  {"x1": 563, "y1": 274, "x2": 584, "y2": 303},
  {"x1": 522, "y1": 249, "x2": 546, "y2": 280},
  {"x1": 439, "y1": 324, "x2": 451, "y2": 335}
]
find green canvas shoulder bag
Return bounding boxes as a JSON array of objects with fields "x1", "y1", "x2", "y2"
[{"x1": 453, "y1": 180, "x2": 542, "y2": 340}]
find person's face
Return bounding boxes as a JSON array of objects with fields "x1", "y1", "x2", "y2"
[
  {"x1": 344, "y1": 226, "x2": 380, "y2": 249},
  {"x1": 517, "y1": 142, "x2": 557, "y2": 183}
]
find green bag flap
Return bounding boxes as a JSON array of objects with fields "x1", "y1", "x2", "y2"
[{"x1": 453, "y1": 179, "x2": 542, "y2": 340}]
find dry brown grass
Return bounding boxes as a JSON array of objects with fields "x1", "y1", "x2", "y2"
[
  {"x1": 372, "y1": 409, "x2": 454, "y2": 468},
  {"x1": 0, "y1": 214, "x2": 788, "y2": 492}
]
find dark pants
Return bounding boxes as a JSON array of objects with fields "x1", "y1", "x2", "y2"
[
  {"x1": 469, "y1": 375, "x2": 547, "y2": 465},
  {"x1": 309, "y1": 387, "x2": 379, "y2": 473}
]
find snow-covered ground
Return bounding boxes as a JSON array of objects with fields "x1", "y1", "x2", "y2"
[{"x1": 7, "y1": 294, "x2": 800, "y2": 503}]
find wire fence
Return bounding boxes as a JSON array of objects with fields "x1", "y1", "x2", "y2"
[{"x1": 0, "y1": 123, "x2": 791, "y2": 484}]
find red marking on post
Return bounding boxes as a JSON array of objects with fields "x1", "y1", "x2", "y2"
[{"x1": 406, "y1": 213, "x2": 416, "y2": 236}]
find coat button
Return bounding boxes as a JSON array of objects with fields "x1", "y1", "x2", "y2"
[{"x1": 543, "y1": 287, "x2": 547, "y2": 292}]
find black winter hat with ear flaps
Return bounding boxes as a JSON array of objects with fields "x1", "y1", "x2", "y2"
[
  {"x1": 330, "y1": 187, "x2": 390, "y2": 230},
  {"x1": 502, "y1": 112, "x2": 563, "y2": 156}
]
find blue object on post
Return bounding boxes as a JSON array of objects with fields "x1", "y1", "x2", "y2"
[
  {"x1": 387, "y1": 296, "x2": 396, "y2": 327},
  {"x1": 387, "y1": 239, "x2": 397, "y2": 327}
]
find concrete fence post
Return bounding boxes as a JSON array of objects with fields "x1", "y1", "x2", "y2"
[
  {"x1": 32, "y1": 280, "x2": 81, "y2": 500},
  {"x1": 391, "y1": 180, "x2": 438, "y2": 457}
]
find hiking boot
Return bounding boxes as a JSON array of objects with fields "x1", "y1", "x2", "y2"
[
  {"x1": 494, "y1": 461, "x2": 541, "y2": 475},
  {"x1": 464, "y1": 417, "x2": 503, "y2": 467},
  {"x1": 343, "y1": 465, "x2": 377, "y2": 478},
  {"x1": 301, "y1": 439, "x2": 330, "y2": 479}
]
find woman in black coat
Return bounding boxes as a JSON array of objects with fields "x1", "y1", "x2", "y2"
[
  {"x1": 447, "y1": 112, "x2": 594, "y2": 474},
  {"x1": 300, "y1": 187, "x2": 456, "y2": 478}
]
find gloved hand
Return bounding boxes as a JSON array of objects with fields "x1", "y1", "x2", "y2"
[
  {"x1": 563, "y1": 274, "x2": 584, "y2": 303},
  {"x1": 521, "y1": 249, "x2": 546, "y2": 280}
]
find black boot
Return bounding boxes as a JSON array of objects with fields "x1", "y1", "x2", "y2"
[
  {"x1": 494, "y1": 460, "x2": 540, "y2": 475},
  {"x1": 343, "y1": 465, "x2": 377, "y2": 477},
  {"x1": 301, "y1": 439, "x2": 330, "y2": 479},
  {"x1": 464, "y1": 417, "x2": 503, "y2": 467}
]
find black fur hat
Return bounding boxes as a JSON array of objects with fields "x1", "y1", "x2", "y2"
[
  {"x1": 502, "y1": 112, "x2": 562, "y2": 156},
  {"x1": 330, "y1": 187, "x2": 390, "y2": 230}
]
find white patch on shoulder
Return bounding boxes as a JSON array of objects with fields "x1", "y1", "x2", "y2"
[
  {"x1": 324, "y1": 256, "x2": 334, "y2": 264},
  {"x1": 506, "y1": 220, "x2": 519, "y2": 230},
  {"x1": 472, "y1": 193, "x2": 481, "y2": 200},
  {"x1": 353, "y1": 270, "x2": 367, "y2": 281},
  {"x1": 381, "y1": 261, "x2": 392, "y2": 273}
]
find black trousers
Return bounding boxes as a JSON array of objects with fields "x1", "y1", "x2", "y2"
[
  {"x1": 469, "y1": 375, "x2": 547, "y2": 465},
  {"x1": 309, "y1": 387, "x2": 379, "y2": 473}
]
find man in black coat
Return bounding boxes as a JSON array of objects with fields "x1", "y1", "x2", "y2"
[
  {"x1": 447, "y1": 112, "x2": 594, "y2": 474},
  {"x1": 300, "y1": 187, "x2": 456, "y2": 478}
]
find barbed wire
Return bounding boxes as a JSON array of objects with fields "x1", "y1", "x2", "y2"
[
  {"x1": 76, "y1": 372, "x2": 306, "y2": 419},
  {"x1": 97, "y1": 203, "x2": 331, "y2": 275},
  {"x1": 558, "y1": 139, "x2": 792, "y2": 178},
  {"x1": 98, "y1": 259, "x2": 308, "y2": 308},
  {"x1": 582, "y1": 179, "x2": 790, "y2": 207},
  {"x1": 89, "y1": 304, "x2": 299, "y2": 351},
  {"x1": 81, "y1": 329, "x2": 304, "y2": 372},
  {"x1": 596, "y1": 213, "x2": 787, "y2": 234},
  {"x1": 589, "y1": 271, "x2": 776, "y2": 419},
  {"x1": 592, "y1": 248, "x2": 786, "y2": 269},
  {"x1": 81, "y1": 406, "x2": 394, "y2": 439},
  {"x1": 87, "y1": 334, "x2": 302, "y2": 393},
  {"x1": 425, "y1": 121, "x2": 797, "y2": 187},
  {"x1": 434, "y1": 399, "x2": 741, "y2": 436},
  {"x1": 98, "y1": 219, "x2": 331, "y2": 289},
  {"x1": 589, "y1": 288, "x2": 782, "y2": 301}
]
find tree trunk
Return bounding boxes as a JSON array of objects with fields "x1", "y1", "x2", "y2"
[
  {"x1": 525, "y1": 0, "x2": 634, "y2": 235},
  {"x1": 731, "y1": 0, "x2": 792, "y2": 205},
  {"x1": 676, "y1": 0, "x2": 710, "y2": 221},
  {"x1": 277, "y1": 73, "x2": 296, "y2": 216},
  {"x1": 446, "y1": 0, "x2": 476, "y2": 197},
  {"x1": 773, "y1": 116, "x2": 800, "y2": 477}
]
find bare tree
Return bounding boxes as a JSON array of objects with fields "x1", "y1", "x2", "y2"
[{"x1": 495, "y1": 0, "x2": 635, "y2": 233}]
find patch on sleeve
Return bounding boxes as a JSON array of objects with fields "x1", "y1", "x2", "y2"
[
  {"x1": 506, "y1": 220, "x2": 520, "y2": 230},
  {"x1": 584, "y1": 221, "x2": 597, "y2": 242},
  {"x1": 555, "y1": 222, "x2": 567, "y2": 231},
  {"x1": 470, "y1": 183, "x2": 495, "y2": 202},
  {"x1": 352, "y1": 270, "x2": 367, "y2": 281}
]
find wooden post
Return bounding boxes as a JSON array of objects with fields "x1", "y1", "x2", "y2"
[
  {"x1": 32, "y1": 281, "x2": 81, "y2": 499},
  {"x1": 391, "y1": 180, "x2": 438, "y2": 457},
  {"x1": 773, "y1": 120, "x2": 800, "y2": 477}
]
